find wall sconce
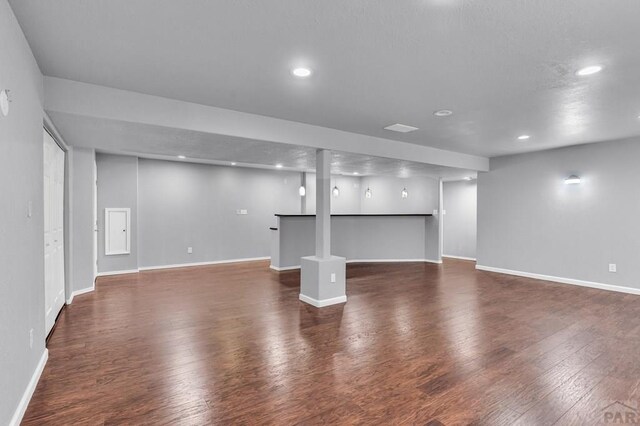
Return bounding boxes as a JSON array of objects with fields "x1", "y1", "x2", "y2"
[
  {"x1": 332, "y1": 185, "x2": 340, "y2": 197},
  {"x1": 564, "y1": 175, "x2": 581, "y2": 185},
  {"x1": 401, "y1": 188, "x2": 408, "y2": 199},
  {"x1": 365, "y1": 187, "x2": 372, "y2": 199},
  {"x1": 0, "y1": 89, "x2": 10, "y2": 117},
  {"x1": 299, "y1": 186, "x2": 306, "y2": 196}
]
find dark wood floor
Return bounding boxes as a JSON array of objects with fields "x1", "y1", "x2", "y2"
[{"x1": 23, "y1": 259, "x2": 640, "y2": 425}]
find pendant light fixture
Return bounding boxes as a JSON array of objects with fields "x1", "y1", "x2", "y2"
[
  {"x1": 332, "y1": 177, "x2": 340, "y2": 197},
  {"x1": 365, "y1": 187, "x2": 372, "y2": 199},
  {"x1": 299, "y1": 185, "x2": 306, "y2": 196},
  {"x1": 401, "y1": 188, "x2": 408, "y2": 199}
]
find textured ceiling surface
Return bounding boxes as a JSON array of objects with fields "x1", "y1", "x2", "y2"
[
  {"x1": 49, "y1": 112, "x2": 476, "y2": 180},
  {"x1": 10, "y1": 0, "x2": 640, "y2": 158}
]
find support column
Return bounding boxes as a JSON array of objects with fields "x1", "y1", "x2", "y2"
[
  {"x1": 300, "y1": 172, "x2": 307, "y2": 215},
  {"x1": 438, "y1": 177, "x2": 444, "y2": 261},
  {"x1": 299, "y1": 149, "x2": 347, "y2": 307}
]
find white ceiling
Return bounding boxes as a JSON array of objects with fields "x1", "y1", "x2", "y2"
[
  {"x1": 10, "y1": 0, "x2": 640, "y2": 159},
  {"x1": 49, "y1": 111, "x2": 477, "y2": 180}
]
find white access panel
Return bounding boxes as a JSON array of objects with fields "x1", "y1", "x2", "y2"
[{"x1": 105, "y1": 208, "x2": 131, "y2": 255}]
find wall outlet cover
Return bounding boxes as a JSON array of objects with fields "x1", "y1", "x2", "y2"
[
  {"x1": 330, "y1": 273, "x2": 336, "y2": 283},
  {"x1": 609, "y1": 264, "x2": 617, "y2": 273},
  {"x1": 187, "y1": 247, "x2": 193, "y2": 254}
]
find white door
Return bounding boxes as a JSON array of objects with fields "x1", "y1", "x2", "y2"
[{"x1": 44, "y1": 129, "x2": 66, "y2": 335}]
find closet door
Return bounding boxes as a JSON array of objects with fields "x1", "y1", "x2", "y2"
[{"x1": 44, "y1": 129, "x2": 66, "y2": 336}]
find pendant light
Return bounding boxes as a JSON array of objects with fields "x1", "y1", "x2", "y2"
[
  {"x1": 365, "y1": 187, "x2": 372, "y2": 199},
  {"x1": 401, "y1": 188, "x2": 408, "y2": 199},
  {"x1": 299, "y1": 186, "x2": 306, "y2": 196},
  {"x1": 332, "y1": 185, "x2": 340, "y2": 197}
]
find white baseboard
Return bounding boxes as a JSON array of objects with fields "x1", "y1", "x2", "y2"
[
  {"x1": 272, "y1": 258, "x2": 442, "y2": 271},
  {"x1": 9, "y1": 349, "x2": 48, "y2": 426},
  {"x1": 475, "y1": 264, "x2": 640, "y2": 296},
  {"x1": 139, "y1": 256, "x2": 270, "y2": 271},
  {"x1": 443, "y1": 254, "x2": 477, "y2": 261},
  {"x1": 66, "y1": 285, "x2": 95, "y2": 304},
  {"x1": 270, "y1": 264, "x2": 301, "y2": 271},
  {"x1": 96, "y1": 269, "x2": 140, "y2": 277},
  {"x1": 299, "y1": 294, "x2": 347, "y2": 307}
]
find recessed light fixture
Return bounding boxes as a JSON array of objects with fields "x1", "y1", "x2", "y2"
[
  {"x1": 230, "y1": 162, "x2": 237, "y2": 166},
  {"x1": 565, "y1": 175, "x2": 581, "y2": 185},
  {"x1": 292, "y1": 67, "x2": 312, "y2": 78},
  {"x1": 575, "y1": 65, "x2": 603, "y2": 76},
  {"x1": 353, "y1": 172, "x2": 359, "y2": 175},
  {"x1": 517, "y1": 135, "x2": 531, "y2": 140},
  {"x1": 434, "y1": 109, "x2": 453, "y2": 117},
  {"x1": 275, "y1": 164, "x2": 283, "y2": 169},
  {"x1": 464, "y1": 176, "x2": 473, "y2": 181},
  {"x1": 384, "y1": 123, "x2": 419, "y2": 133},
  {"x1": 177, "y1": 155, "x2": 186, "y2": 159}
]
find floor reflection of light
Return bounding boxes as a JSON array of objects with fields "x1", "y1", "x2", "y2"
[{"x1": 441, "y1": 288, "x2": 481, "y2": 362}]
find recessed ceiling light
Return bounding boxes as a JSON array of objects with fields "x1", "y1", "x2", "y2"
[
  {"x1": 464, "y1": 176, "x2": 472, "y2": 181},
  {"x1": 275, "y1": 164, "x2": 283, "y2": 168},
  {"x1": 517, "y1": 135, "x2": 530, "y2": 140},
  {"x1": 177, "y1": 155, "x2": 186, "y2": 159},
  {"x1": 434, "y1": 109, "x2": 453, "y2": 117},
  {"x1": 575, "y1": 65, "x2": 603, "y2": 76},
  {"x1": 384, "y1": 123, "x2": 419, "y2": 133},
  {"x1": 230, "y1": 162, "x2": 237, "y2": 166},
  {"x1": 353, "y1": 172, "x2": 359, "y2": 175},
  {"x1": 292, "y1": 67, "x2": 312, "y2": 78}
]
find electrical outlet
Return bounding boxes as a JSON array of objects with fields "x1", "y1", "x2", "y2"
[
  {"x1": 330, "y1": 273, "x2": 336, "y2": 283},
  {"x1": 187, "y1": 247, "x2": 193, "y2": 254},
  {"x1": 236, "y1": 209, "x2": 248, "y2": 215},
  {"x1": 29, "y1": 328, "x2": 33, "y2": 349},
  {"x1": 609, "y1": 264, "x2": 617, "y2": 273}
]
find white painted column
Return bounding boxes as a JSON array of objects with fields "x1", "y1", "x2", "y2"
[
  {"x1": 315, "y1": 149, "x2": 331, "y2": 259},
  {"x1": 438, "y1": 177, "x2": 444, "y2": 261},
  {"x1": 299, "y1": 149, "x2": 346, "y2": 308},
  {"x1": 300, "y1": 172, "x2": 307, "y2": 215}
]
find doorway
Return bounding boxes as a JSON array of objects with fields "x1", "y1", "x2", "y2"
[{"x1": 43, "y1": 128, "x2": 66, "y2": 335}]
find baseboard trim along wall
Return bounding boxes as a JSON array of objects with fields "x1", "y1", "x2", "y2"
[
  {"x1": 9, "y1": 349, "x2": 48, "y2": 426},
  {"x1": 66, "y1": 286, "x2": 95, "y2": 304},
  {"x1": 96, "y1": 269, "x2": 140, "y2": 277},
  {"x1": 299, "y1": 294, "x2": 347, "y2": 307},
  {"x1": 138, "y1": 256, "x2": 271, "y2": 271},
  {"x1": 272, "y1": 259, "x2": 443, "y2": 271},
  {"x1": 443, "y1": 254, "x2": 477, "y2": 261},
  {"x1": 476, "y1": 265, "x2": 640, "y2": 296}
]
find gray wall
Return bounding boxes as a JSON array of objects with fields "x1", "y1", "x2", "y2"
[
  {"x1": 96, "y1": 154, "x2": 138, "y2": 273},
  {"x1": 443, "y1": 180, "x2": 477, "y2": 259},
  {"x1": 69, "y1": 147, "x2": 96, "y2": 293},
  {"x1": 137, "y1": 159, "x2": 301, "y2": 268},
  {"x1": 0, "y1": 1, "x2": 45, "y2": 423},
  {"x1": 304, "y1": 173, "x2": 362, "y2": 214},
  {"x1": 477, "y1": 138, "x2": 640, "y2": 290}
]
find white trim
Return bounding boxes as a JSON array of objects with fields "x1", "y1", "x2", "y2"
[
  {"x1": 299, "y1": 294, "x2": 347, "y2": 307},
  {"x1": 104, "y1": 208, "x2": 131, "y2": 256},
  {"x1": 96, "y1": 269, "x2": 139, "y2": 277},
  {"x1": 139, "y1": 256, "x2": 270, "y2": 271},
  {"x1": 270, "y1": 264, "x2": 301, "y2": 271},
  {"x1": 66, "y1": 286, "x2": 95, "y2": 304},
  {"x1": 9, "y1": 349, "x2": 48, "y2": 426},
  {"x1": 443, "y1": 254, "x2": 477, "y2": 261},
  {"x1": 475, "y1": 265, "x2": 640, "y2": 296},
  {"x1": 271, "y1": 258, "x2": 443, "y2": 271}
]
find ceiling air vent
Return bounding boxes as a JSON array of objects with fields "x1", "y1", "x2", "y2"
[{"x1": 383, "y1": 123, "x2": 419, "y2": 133}]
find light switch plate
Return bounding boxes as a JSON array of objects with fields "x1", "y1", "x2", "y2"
[
  {"x1": 609, "y1": 264, "x2": 617, "y2": 273},
  {"x1": 330, "y1": 273, "x2": 336, "y2": 283},
  {"x1": 236, "y1": 209, "x2": 248, "y2": 215},
  {"x1": 187, "y1": 247, "x2": 193, "y2": 254}
]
